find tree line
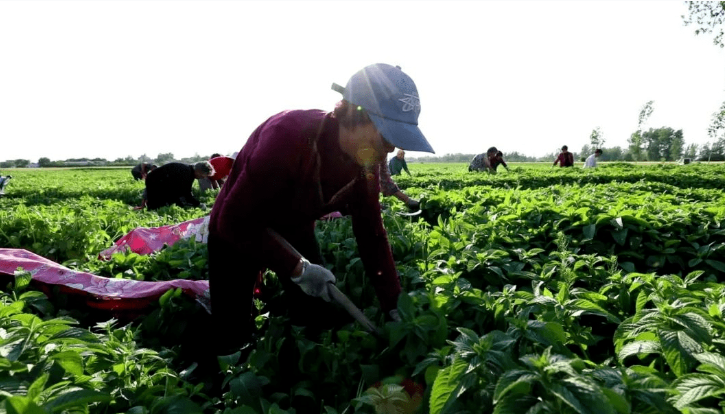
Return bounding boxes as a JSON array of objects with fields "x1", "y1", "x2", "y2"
[
  {"x1": 0, "y1": 153, "x2": 217, "y2": 169},
  {"x1": 4, "y1": 99, "x2": 725, "y2": 168}
]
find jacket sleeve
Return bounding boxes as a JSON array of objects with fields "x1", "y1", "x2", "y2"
[
  {"x1": 379, "y1": 162, "x2": 400, "y2": 197},
  {"x1": 210, "y1": 122, "x2": 308, "y2": 277},
  {"x1": 402, "y1": 160, "x2": 411, "y2": 175},
  {"x1": 349, "y1": 165, "x2": 401, "y2": 313}
]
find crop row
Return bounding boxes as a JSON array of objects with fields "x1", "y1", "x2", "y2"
[{"x1": 1, "y1": 165, "x2": 725, "y2": 413}]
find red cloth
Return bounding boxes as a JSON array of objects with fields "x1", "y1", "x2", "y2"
[
  {"x1": 0, "y1": 248, "x2": 209, "y2": 314},
  {"x1": 208, "y1": 156, "x2": 234, "y2": 180},
  {"x1": 210, "y1": 110, "x2": 401, "y2": 312},
  {"x1": 99, "y1": 217, "x2": 207, "y2": 259}
]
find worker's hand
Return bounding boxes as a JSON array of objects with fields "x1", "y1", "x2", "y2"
[
  {"x1": 389, "y1": 309, "x2": 402, "y2": 322},
  {"x1": 133, "y1": 206, "x2": 144, "y2": 210},
  {"x1": 405, "y1": 199, "x2": 420, "y2": 212},
  {"x1": 291, "y1": 260, "x2": 336, "y2": 302}
]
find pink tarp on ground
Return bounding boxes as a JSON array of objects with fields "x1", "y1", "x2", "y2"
[
  {"x1": 99, "y1": 216, "x2": 209, "y2": 260},
  {"x1": 0, "y1": 248, "x2": 210, "y2": 314}
]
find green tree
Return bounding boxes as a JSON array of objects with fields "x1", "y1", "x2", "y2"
[
  {"x1": 155, "y1": 153, "x2": 175, "y2": 164},
  {"x1": 628, "y1": 131, "x2": 643, "y2": 161},
  {"x1": 601, "y1": 146, "x2": 624, "y2": 161},
  {"x1": 14, "y1": 159, "x2": 30, "y2": 168},
  {"x1": 589, "y1": 126, "x2": 605, "y2": 149},
  {"x1": 683, "y1": 1, "x2": 725, "y2": 48},
  {"x1": 38, "y1": 157, "x2": 52, "y2": 167},
  {"x1": 639, "y1": 101, "x2": 654, "y2": 129},
  {"x1": 579, "y1": 144, "x2": 592, "y2": 162},
  {"x1": 641, "y1": 127, "x2": 684, "y2": 161},
  {"x1": 668, "y1": 131, "x2": 685, "y2": 161},
  {"x1": 684, "y1": 143, "x2": 699, "y2": 159},
  {"x1": 707, "y1": 100, "x2": 725, "y2": 157},
  {"x1": 628, "y1": 101, "x2": 655, "y2": 161}
]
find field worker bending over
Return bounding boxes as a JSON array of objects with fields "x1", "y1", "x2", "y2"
[
  {"x1": 468, "y1": 146, "x2": 499, "y2": 173},
  {"x1": 381, "y1": 162, "x2": 420, "y2": 211},
  {"x1": 0, "y1": 174, "x2": 11, "y2": 196},
  {"x1": 208, "y1": 63, "x2": 435, "y2": 349},
  {"x1": 136, "y1": 162, "x2": 214, "y2": 210},
  {"x1": 131, "y1": 162, "x2": 157, "y2": 181},
  {"x1": 553, "y1": 145, "x2": 575, "y2": 167},
  {"x1": 491, "y1": 151, "x2": 510, "y2": 173},
  {"x1": 584, "y1": 149, "x2": 603, "y2": 168},
  {"x1": 389, "y1": 149, "x2": 411, "y2": 176},
  {"x1": 198, "y1": 154, "x2": 235, "y2": 192}
]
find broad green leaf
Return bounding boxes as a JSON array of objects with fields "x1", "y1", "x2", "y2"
[
  {"x1": 42, "y1": 389, "x2": 112, "y2": 412},
  {"x1": 635, "y1": 291, "x2": 648, "y2": 313},
  {"x1": 611, "y1": 229, "x2": 628, "y2": 246},
  {"x1": 549, "y1": 382, "x2": 592, "y2": 414},
  {"x1": 46, "y1": 327, "x2": 98, "y2": 345},
  {"x1": 569, "y1": 299, "x2": 621, "y2": 323},
  {"x1": 618, "y1": 341, "x2": 661, "y2": 363},
  {"x1": 228, "y1": 372, "x2": 267, "y2": 406},
  {"x1": 218, "y1": 351, "x2": 241, "y2": 372},
  {"x1": 601, "y1": 387, "x2": 631, "y2": 414},
  {"x1": 694, "y1": 352, "x2": 725, "y2": 375},
  {"x1": 659, "y1": 330, "x2": 701, "y2": 377},
  {"x1": 398, "y1": 293, "x2": 416, "y2": 321},
  {"x1": 430, "y1": 358, "x2": 468, "y2": 414},
  {"x1": 2, "y1": 396, "x2": 47, "y2": 414},
  {"x1": 493, "y1": 394, "x2": 538, "y2": 414},
  {"x1": 705, "y1": 259, "x2": 725, "y2": 273},
  {"x1": 493, "y1": 370, "x2": 533, "y2": 402},
  {"x1": 50, "y1": 351, "x2": 84, "y2": 377},
  {"x1": 26, "y1": 373, "x2": 48, "y2": 401},
  {"x1": 671, "y1": 374, "x2": 724, "y2": 408}
]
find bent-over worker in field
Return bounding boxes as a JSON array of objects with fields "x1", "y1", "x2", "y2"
[
  {"x1": 198, "y1": 154, "x2": 235, "y2": 192},
  {"x1": 553, "y1": 145, "x2": 575, "y2": 167},
  {"x1": 491, "y1": 151, "x2": 510, "y2": 173},
  {"x1": 131, "y1": 162, "x2": 157, "y2": 181},
  {"x1": 388, "y1": 149, "x2": 411, "y2": 176},
  {"x1": 583, "y1": 148, "x2": 603, "y2": 168},
  {"x1": 381, "y1": 162, "x2": 420, "y2": 211},
  {"x1": 0, "y1": 174, "x2": 12, "y2": 196},
  {"x1": 136, "y1": 161, "x2": 214, "y2": 210},
  {"x1": 468, "y1": 146, "x2": 499, "y2": 173},
  {"x1": 208, "y1": 63, "x2": 435, "y2": 349}
]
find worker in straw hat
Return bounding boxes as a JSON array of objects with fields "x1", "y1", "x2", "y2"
[{"x1": 207, "y1": 63, "x2": 434, "y2": 350}]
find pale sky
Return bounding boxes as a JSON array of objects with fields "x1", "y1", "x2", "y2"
[{"x1": 2, "y1": 0, "x2": 724, "y2": 162}]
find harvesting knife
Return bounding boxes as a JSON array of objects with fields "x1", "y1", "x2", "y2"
[
  {"x1": 326, "y1": 282, "x2": 383, "y2": 337},
  {"x1": 396, "y1": 209, "x2": 423, "y2": 217},
  {"x1": 266, "y1": 228, "x2": 383, "y2": 336}
]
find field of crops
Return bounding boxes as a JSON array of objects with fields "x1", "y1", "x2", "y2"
[{"x1": 1, "y1": 163, "x2": 725, "y2": 414}]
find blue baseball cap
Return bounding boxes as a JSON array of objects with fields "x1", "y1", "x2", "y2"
[{"x1": 331, "y1": 63, "x2": 435, "y2": 154}]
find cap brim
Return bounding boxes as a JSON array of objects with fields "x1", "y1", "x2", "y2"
[{"x1": 367, "y1": 112, "x2": 435, "y2": 154}]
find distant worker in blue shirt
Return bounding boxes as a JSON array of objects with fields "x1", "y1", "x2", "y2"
[{"x1": 388, "y1": 149, "x2": 411, "y2": 176}]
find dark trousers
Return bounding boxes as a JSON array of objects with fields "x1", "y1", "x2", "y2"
[{"x1": 207, "y1": 225, "x2": 333, "y2": 353}]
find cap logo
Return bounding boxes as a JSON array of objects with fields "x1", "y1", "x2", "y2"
[{"x1": 399, "y1": 93, "x2": 421, "y2": 113}]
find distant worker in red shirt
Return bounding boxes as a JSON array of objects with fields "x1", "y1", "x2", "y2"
[
  {"x1": 198, "y1": 153, "x2": 235, "y2": 192},
  {"x1": 491, "y1": 151, "x2": 510, "y2": 173},
  {"x1": 553, "y1": 145, "x2": 575, "y2": 167},
  {"x1": 208, "y1": 63, "x2": 435, "y2": 349}
]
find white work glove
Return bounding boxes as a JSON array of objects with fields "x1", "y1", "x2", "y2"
[
  {"x1": 290, "y1": 259, "x2": 336, "y2": 302},
  {"x1": 389, "y1": 309, "x2": 402, "y2": 322}
]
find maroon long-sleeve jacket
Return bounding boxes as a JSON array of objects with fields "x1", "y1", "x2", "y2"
[{"x1": 208, "y1": 109, "x2": 401, "y2": 312}]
